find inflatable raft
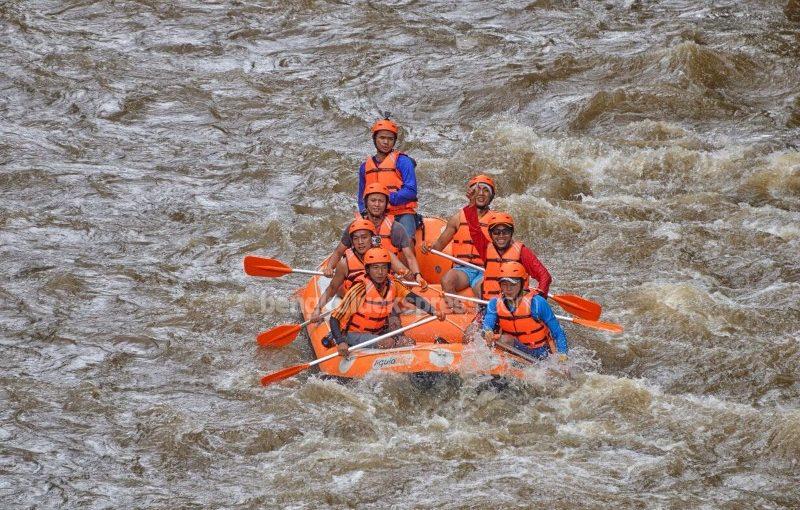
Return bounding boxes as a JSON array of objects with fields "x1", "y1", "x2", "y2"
[{"x1": 293, "y1": 217, "x2": 534, "y2": 381}]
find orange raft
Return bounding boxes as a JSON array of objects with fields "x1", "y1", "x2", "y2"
[{"x1": 293, "y1": 217, "x2": 533, "y2": 380}]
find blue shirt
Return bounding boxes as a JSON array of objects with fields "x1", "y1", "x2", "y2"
[
  {"x1": 482, "y1": 294, "x2": 568, "y2": 354},
  {"x1": 357, "y1": 153, "x2": 417, "y2": 214}
]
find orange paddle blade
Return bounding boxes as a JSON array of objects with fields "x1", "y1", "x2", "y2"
[
  {"x1": 256, "y1": 324, "x2": 302, "y2": 347},
  {"x1": 243, "y1": 256, "x2": 292, "y2": 277},
  {"x1": 260, "y1": 363, "x2": 310, "y2": 386},
  {"x1": 550, "y1": 293, "x2": 601, "y2": 321},
  {"x1": 572, "y1": 317, "x2": 623, "y2": 334}
]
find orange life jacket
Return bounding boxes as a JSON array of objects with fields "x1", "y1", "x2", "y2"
[
  {"x1": 496, "y1": 295, "x2": 555, "y2": 351},
  {"x1": 364, "y1": 150, "x2": 417, "y2": 216},
  {"x1": 347, "y1": 278, "x2": 396, "y2": 333},
  {"x1": 375, "y1": 215, "x2": 399, "y2": 256},
  {"x1": 450, "y1": 209, "x2": 490, "y2": 265},
  {"x1": 343, "y1": 249, "x2": 366, "y2": 291},
  {"x1": 481, "y1": 241, "x2": 523, "y2": 300}
]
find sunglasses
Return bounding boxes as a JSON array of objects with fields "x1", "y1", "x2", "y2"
[{"x1": 490, "y1": 227, "x2": 513, "y2": 236}]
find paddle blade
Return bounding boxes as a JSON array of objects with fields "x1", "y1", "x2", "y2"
[
  {"x1": 257, "y1": 324, "x2": 302, "y2": 347},
  {"x1": 551, "y1": 293, "x2": 602, "y2": 321},
  {"x1": 572, "y1": 317, "x2": 623, "y2": 334},
  {"x1": 260, "y1": 363, "x2": 310, "y2": 386},
  {"x1": 243, "y1": 256, "x2": 292, "y2": 278}
]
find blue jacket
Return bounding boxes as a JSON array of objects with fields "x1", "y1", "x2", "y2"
[
  {"x1": 482, "y1": 294, "x2": 568, "y2": 354},
  {"x1": 357, "y1": 153, "x2": 417, "y2": 214}
]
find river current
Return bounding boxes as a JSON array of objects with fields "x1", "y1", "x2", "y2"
[{"x1": 1, "y1": 1, "x2": 799, "y2": 508}]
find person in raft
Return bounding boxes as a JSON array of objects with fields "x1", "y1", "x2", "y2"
[
  {"x1": 465, "y1": 209, "x2": 552, "y2": 304},
  {"x1": 420, "y1": 174, "x2": 496, "y2": 313},
  {"x1": 358, "y1": 116, "x2": 419, "y2": 241},
  {"x1": 310, "y1": 219, "x2": 416, "y2": 323},
  {"x1": 482, "y1": 261, "x2": 568, "y2": 361},
  {"x1": 324, "y1": 182, "x2": 426, "y2": 289},
  {"x1": 328, "y1": 248, "x2": 445, "y2": 356}
]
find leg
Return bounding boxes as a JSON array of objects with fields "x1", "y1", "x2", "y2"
[
  {"x1": 386, "y1": 312, "x2": 415, "y2": 347},
  {"x1": 442, "y1": 268, "x2": 470, "y2": 313},
  {"x1": 394, "y1": 214, "x2": 417, "y2": 247}
]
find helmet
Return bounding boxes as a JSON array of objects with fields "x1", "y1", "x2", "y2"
[
  {"x1": 362, "y1": 182, "x2": 390, "y2": 199},
  {"x1": 371, "y1": 118, "x2": 399, "y2": 136},
  {"x1": 468, "y1": 174, "x2": 495, "y2": 193},
  {"x1": 349, "y1": 218, "x2": 377, "y2": 236},
  {"x1": 497, "y1": 261, "x2": 529, "y2": 290},
  {"x1": 486, "y1": 211, "x2": 514, "y2": 231},
  {"x1": 363, "y1": 247, "x2": 391, "y2": 266}
]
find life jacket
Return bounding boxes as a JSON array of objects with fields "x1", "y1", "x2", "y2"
[
  {"x1": 481, "y1": 241, "x2": 523, "y2": 300},
  {"x1": 364, "y1": 150, "x2": 417, "y2": 216},
  {"x1": 496, "y1": 295, "x2": 555, "y2": 351},
  {"x1": 375, "y1": 215, "x2": 399, "y2": 256},
  {"x1": 347, "y1": 278, "x2": 396, "y2": 333},
  {"x1": 450, "y1": 209, "x2": 490, "y2": 265},
  {"x1": 343, "y1": 249, "x2": 366, "y2": 292}
]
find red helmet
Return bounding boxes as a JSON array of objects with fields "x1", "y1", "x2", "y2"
[
  {"x1": 371, "y1": 118, "x2": 399, "y2": 136},
  {"x1": 363, "y1": 247, "x2": 391, "y2": 266},
  {"x1": 468, "y1": 174, "x2": 495, "y2": 193},
  {"x1": 349, "y1": 219, "x2": 377, "y2": 236},
  {"x1": 362, "y1": 182, "x2": 390, "y2": 199},
  {"x1": 486, "y1": 211, "x2": 514, "y2": 231},
  {"x1": 497, "y1": 261, "x2": 529, "y2": 290}
]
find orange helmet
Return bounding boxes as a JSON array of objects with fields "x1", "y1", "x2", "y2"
[
  {"x1": 363, "y1": 247, "x2": 391, "y2": 266},
  {"x1": 468, "y1": 174, "x2": 495, "y2": 193},
  {"x1": 486, "y1": 211, "x2": 514, "y2": 231},
  {"x1": 349, "y1": 218, "x2": 377, "y2": 236},
  {"x1": 362, "y1": 182, "x2": 390, "y2": 199},
  {"x1": 498, "y1": 261, "x2": 529, "y2": 290},
  {"x1": 371, "y1": 118, "x2": 399, "y2": 136}
]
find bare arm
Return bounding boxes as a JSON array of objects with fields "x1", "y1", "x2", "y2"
[
  {"x1": 428, "y1": 211, "x2": 461, "y2": 252},
  {"x1": 312, "y1": 258, "x2": 348, "y2": 320},
  {"x1": 390, "y1": 252, "x2": 410, "y2": 275},
  {"x1": 324, "y1": 242, "x2": 348, "y2": 277},
  {"x1": 401, "y1": 245, "x2": 421, "y2": 275}
]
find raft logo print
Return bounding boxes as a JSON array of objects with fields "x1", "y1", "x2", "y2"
[{"x1": 372, "y1": 354, "x2": 414, "y2": 370}]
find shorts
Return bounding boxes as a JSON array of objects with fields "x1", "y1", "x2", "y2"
[
  {"x1": 453, "y1": 265, "x2": 484, "y2": 288},
  {"x1": 394, "y1": 213, "x2": 418, "y2": 239}
]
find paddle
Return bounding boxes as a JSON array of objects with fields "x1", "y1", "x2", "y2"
[
  {"x1": 428, "y1": 248, "x2": 602, "y2": 321},
  {"x1": 243, "y1": 255, "x2": 323, "y2": 278},
  {"x1": 431, "y1": 290, "x2": 623, "y2": 334},
  {"x1": 260, "y1": 315, "x2": 438, "y2": 386},
  {"x1": 257, "y1": 310, "x2": 334, "y2": 347}
]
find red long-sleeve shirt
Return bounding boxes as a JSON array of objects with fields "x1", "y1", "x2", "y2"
[{"x1": 464, "y1": 205, "x2": 552, "y2": 295}]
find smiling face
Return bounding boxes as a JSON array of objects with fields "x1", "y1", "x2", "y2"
[
  {"x1": 500, "y1": 278, "x2": 523, "y2": 299},
  {"x1": 351, "y1": 230, "x2": 373, "y2": 254},
  {"x1": 490, "y1": 225, "x2": 513, "y2": 250},
  {"x1": 472, "y1": 184, "x2": 493, "y2": 208}
]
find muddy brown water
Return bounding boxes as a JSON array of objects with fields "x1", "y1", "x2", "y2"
[{"x1": 1, "y1": 1, "x2": 799, "y2": 508}]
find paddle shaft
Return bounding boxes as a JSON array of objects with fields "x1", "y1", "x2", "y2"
[
  {"x1": 293, "y1": 268, "x2": 323, "y2": 276},
  {"x1": 299, "y1": 309, "x2": 333, "y2": 327},
  {"x1": 309, "y1": 315, "x2": 438, "y2": 367}
]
